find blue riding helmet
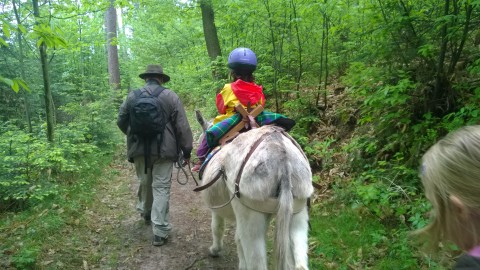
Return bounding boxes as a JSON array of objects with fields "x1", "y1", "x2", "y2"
[{"x1": 227, "y1": 47, "x2": 257, "y2": 73}]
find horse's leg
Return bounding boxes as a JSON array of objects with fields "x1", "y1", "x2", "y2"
[
  {"x1": 290, "y1": 207, "x2": 309, "y2": 270},
  {"x1": 209, "y1": 211, "x2": 225, "y2": 257},
  {"x1": 233, "y1": 201, "x2": 269, "y2": 270}
]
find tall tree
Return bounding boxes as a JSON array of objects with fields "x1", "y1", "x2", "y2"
[
  {"x1": 263, "y1": 0, "x2": 280, "y2": 112},
  {"x1": 315, "y1": 0, "x2": 329, "y2": 110},
  {"x1": 290, "y1": 0, "x2": 303, "y2": 98},
  {"x1": 13, "y1": 0, "x2": 32, "y2": 133},
  {"x1": 32, "y1": 0, "x2": 54, "y2": 142},
  {"x1": 105, "y1": 0, "x2": 121, "y2": 90},
  {"x1": 200, "y1": 0, "x2": 222, "y2": 79}
]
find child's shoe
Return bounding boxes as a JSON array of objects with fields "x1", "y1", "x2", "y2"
[{"x1": 191, "y1": 160, "x2": 203, "y2": 172}]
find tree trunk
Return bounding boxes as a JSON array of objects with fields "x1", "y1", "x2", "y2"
[
  {"x1": 200, "y1": 0, "x2": 222, "y2": 79},
  {"x1": 263, "y1": 0, "x2": 280, "y2": 112},
  {"x1": 32, "y1": 0, "x2": 54, "y2": 142},
  {"x1": 431, "y1": 0, "x2": 452, "y2": 115},
  {"x1": 324, "y1": 15, "x2": 329, "y2": 109},
  {"x1": 315, "y1": 5, "x2": 327, "y2": 108},
  {"x1": 291, "y1": 0, "x2": 302, "y2": 99},
  {"x1": 448, "y1": 2, "x2": 473, "y2": 75},
  {"x1": 13, "y1": 0, "x2": 32, "y2": 133},
  {"x1": 105, "y1": 0, "x2": 121, "y2": 90}
]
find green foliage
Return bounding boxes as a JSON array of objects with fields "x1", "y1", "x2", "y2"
[
  {"x1": 0, "y1": 0, "x2": 479, "y2": 268},
  {"x1": 340, "y1": 62, "x2": 441, "y2": 235},
  {"x1": 0, "y1": 76, "x2": 29, "y2": 93},
  {"x1": 308, "y1": 201, "x2": 438, "y2": 269},
  {"x1": 0, "y1": 125, "x2": 80, "y2": 207},
  {"x1": 11, "y1": 245, "x2": 39, "y2": 269},
  {"x1": 0, "y1": 125, "x2": 57, "y2": 206},
  {"x1": 30, "y1": 23, "x2": 68, "y2": 49},
  {"x1": 0, "y1": 148, "x2": 114, "y2": 269},
  {"x1": 0, "y1": 18, "x2": 11, "y2": 47},
  {"x1": 351, "y1": 159, "x2": 424, "y2": 221},
  {"x1": 441, "y1": 90, "x2": 480, "y2": 131},
  {"x1": 0, "y1": 89, "x2": 116, "y2": 210},
  {"x1": 58, "y1": 91, "x2": 118, "y2": 149},
  {"x1": 303, "y1": 137, "x2": 336, "y2": 170}
]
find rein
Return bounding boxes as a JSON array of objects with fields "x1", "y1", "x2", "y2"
[{"x1": 173, "y1": 155, "x2": 199, "y2": 186}]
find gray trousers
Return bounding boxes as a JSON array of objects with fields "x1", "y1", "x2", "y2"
[{"x1": 134, "y1": 156, "x2": 173, "y2": 238}]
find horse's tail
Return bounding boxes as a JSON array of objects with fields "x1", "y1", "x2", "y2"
[{"x1": 275, "y1": 162, "x2": 295, "y2": 270}]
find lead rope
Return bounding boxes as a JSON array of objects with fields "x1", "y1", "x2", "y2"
[{"x1": 173, "y1": 154, "x2": 199, "y2": 186}]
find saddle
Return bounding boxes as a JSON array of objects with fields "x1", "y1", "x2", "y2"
[
  {"x1": 198, "y1": 104, "x2": 264, "y2": 178},
  {"x1": 219, "y1": 103, "x2": 264, "y2": 145}
]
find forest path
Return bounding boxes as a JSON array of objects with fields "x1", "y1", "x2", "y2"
[{"x1": 101, "y1": 155, "x2": 238, "y2": 270}]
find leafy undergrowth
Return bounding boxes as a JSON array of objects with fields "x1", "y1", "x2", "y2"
[
  {"x1": 308, "y1": 196, "x2": 449, "y2": 269},
  {"x1": 303, "y1": 85, "x2": 457, "y2": 269},
  {"x1": 0, "y1": 149, "x2": 128, "y2": 269}
]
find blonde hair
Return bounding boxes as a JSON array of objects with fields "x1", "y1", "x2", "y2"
[{"x1": 418, "y1": 125, "x2": 480, "y2": 252}]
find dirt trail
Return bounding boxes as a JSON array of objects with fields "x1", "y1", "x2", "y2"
[{"x1": 109, "y1": 160, "x2": 238, "y2": 270}]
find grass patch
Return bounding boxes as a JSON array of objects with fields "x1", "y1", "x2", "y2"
[{"x1": 308, "y1": 198, "x2": 447, "y2": 269}]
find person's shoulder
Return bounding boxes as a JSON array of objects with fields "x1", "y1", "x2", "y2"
[
  {"x1": 218, "y1": 83, "x2": 232, "y2": 94},
  {"x1": 126, "y1": 89, "x2": 139, "y2": 99},
  {"x1": 161, "y1": 88, "x2": 177, "y2": 96},
  {"x1": 159, "y1": 88, "x2": 181, "y2": 103}
]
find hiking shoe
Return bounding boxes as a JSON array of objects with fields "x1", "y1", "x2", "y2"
[{"x1": 152, "y1": 235, "x2": 168, "y2": 246}]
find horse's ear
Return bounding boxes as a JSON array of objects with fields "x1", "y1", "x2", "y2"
[{"x1": 195, "y1": 110, "x2": 209, "y2": 132}]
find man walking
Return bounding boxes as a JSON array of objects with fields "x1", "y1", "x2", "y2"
[{"x1": 117, "y1": 64, "x2": 193, "y2": 246}]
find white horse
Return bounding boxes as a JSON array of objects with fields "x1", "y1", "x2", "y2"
[{"x1": 195, "y1": 113, "x2": 313, "y2": 270}]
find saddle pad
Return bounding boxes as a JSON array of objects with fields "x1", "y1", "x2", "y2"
[{"x1": 206, "y1": 110, "x2": 294, "y2": 147}]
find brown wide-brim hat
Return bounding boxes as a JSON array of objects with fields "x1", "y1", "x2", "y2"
[{"x1": 139, "y1": 64, "x2": 171, "y2": 83}]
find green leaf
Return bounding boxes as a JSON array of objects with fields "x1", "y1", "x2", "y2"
[
  {"x1": 18, "y1": 24, "x2": 27, "y2": 34},
  {"x1": 17, "y1": 79, "x2": 30, "y2": 92},
  {"x1": 2, "y1": 23, "x2": 10, "y2": 38},
  {"x1": 0, "y1": 37, "x2": 8, "y2": 47},
  {"x1": 0, "y1": 76, "x2": 14, "y2": 87},
  {"x1": 0, "y1": 77, "x2": 29, "y2": 93},
  {"x1": 12, "y1": 81, "x2": 20, "y2": 92}
]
